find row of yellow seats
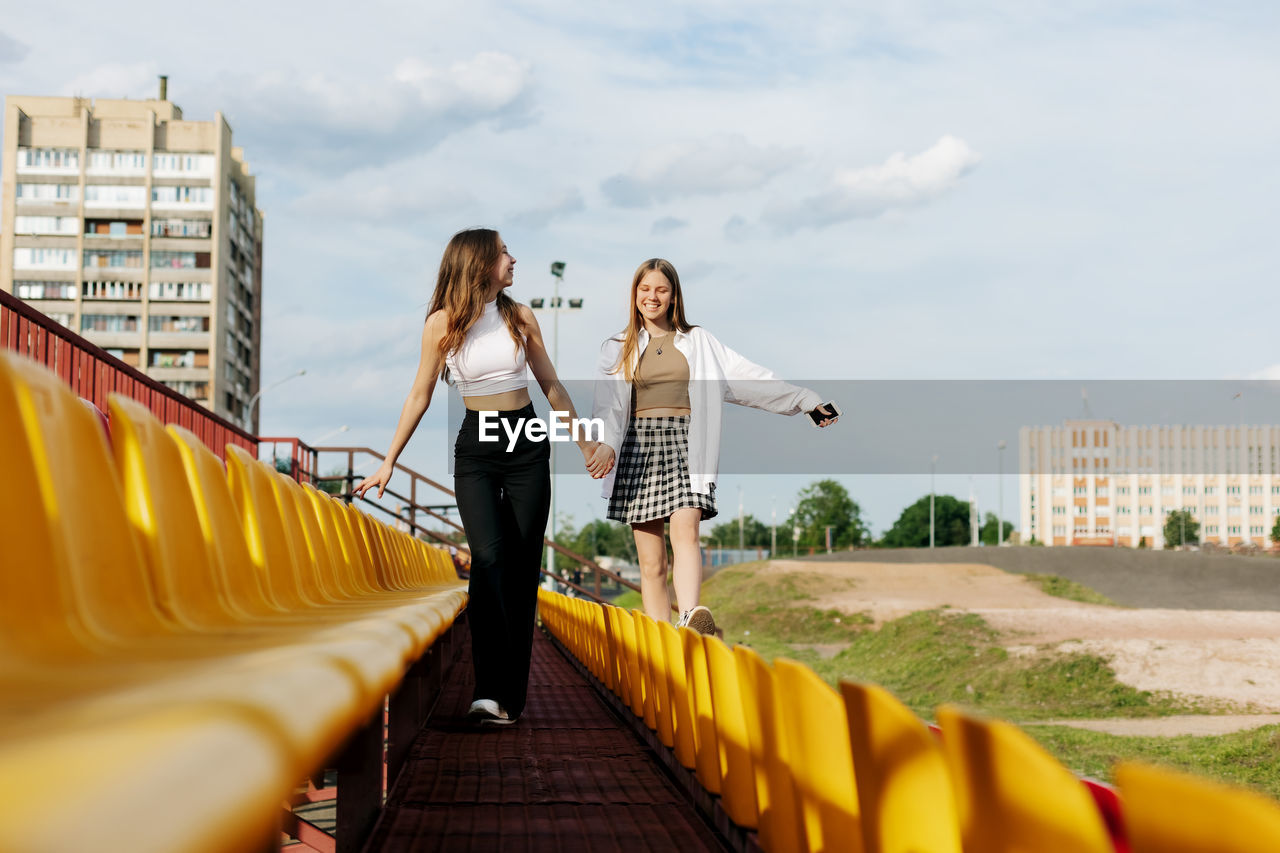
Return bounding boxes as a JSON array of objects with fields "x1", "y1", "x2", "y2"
[
  {"x1": 0, "y1": 351, "x2": 468, "y2": 853},
  {"x1": 538, "y1": 590, "x2": 1280, "y2": 853}
]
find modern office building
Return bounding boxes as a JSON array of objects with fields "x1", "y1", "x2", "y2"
[
  {"x1": 1020, "y1": 420, "x2": 1280, "y2": 548},
  {"x1": 1, "y1": 83, "x2": 263, "y2": 429}
]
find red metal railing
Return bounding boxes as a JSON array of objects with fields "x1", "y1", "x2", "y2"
[{"x1": 0, "y1": 290, "x2": 257, "y2": 459}]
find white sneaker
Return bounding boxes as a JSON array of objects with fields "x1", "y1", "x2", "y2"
[
  {"x1": 467, "y1": 699, "x2": 516, "y2": 726},
  {"x1": 681, "y1": 606, "x2": 717, "y2": 635}
]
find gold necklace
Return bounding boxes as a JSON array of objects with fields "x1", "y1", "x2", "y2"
[{"x1": 651, "y1": 329, "x2": 672, "y2": 355}]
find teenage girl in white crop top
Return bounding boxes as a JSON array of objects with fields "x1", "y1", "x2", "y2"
[{"x1": 355, "y1": 228, "x2": 604, "y2": 726}]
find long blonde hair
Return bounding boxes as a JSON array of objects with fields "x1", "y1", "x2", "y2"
[
  {"x1": 610, "y1": 258, "x2": 695, "y2": 382},
  {"x1": 428, "y1": 228, "x2": 524, "y2": 381}
]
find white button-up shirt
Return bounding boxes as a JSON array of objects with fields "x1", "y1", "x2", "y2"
[{"x1": 593, "y1": 326, "x2": 824, "y2": 497}]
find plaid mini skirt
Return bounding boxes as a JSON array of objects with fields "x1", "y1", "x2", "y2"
[{"x1": 607, "y1": 416, "x2": 717, "y2": 524}]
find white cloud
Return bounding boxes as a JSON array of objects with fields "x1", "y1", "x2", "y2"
[
  {"x1": 289, "y1": 164, "x2": 477, "y2": 223},
  {"x1": 61, "y1": 61, "x2": 159, "y2": 99},
  {"x1": 601, "y1": 134, "x2": 799, "y2": 207},
  {"x1": 764, "y1": 135, "x2": 981, "y2": 232},
  {"x1": 507, "y1": 188, "x2": 585, "y2": 229},
  {"x1": 218, "y1": 52, "x2": 534, "y2": 173},
  {"x1": 651, "y1": 216, "x2": 689, "y2": 235},
  {"x1": 0, "y1": 31, "x2": 28, "y2": 64}
]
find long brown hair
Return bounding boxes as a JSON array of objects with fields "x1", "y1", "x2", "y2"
[
  {"x1": 428, "y1": 228, "x2": 525, "y2": 381},
  {"x1": 610, "y1": 258, "x2": 695, "y2": 382}
]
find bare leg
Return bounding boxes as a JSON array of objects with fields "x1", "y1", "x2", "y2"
[
  {"x1": 632, "y1": 518, "x2": 671, "y2": 622},
  {"x1": 668, "y1": 507, "x2": 704, "y2": 614}
]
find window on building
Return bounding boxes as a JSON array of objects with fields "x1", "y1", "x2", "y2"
[
  {"x1": 17, "y1": 147, "x2": 80, "y2": 171},
  {"x1": 14, "y1": 280, "x2": 76, "y2": 299},
  {"x1": 82, "y1": 280, "x2": 142, "y2": 300},
  {"x1": 87, "y1": 150, "x2": 147, "y2": 173},
  {"x1": 14, "y1": 248, "x2": 77, "y2": 270},
  {"x1": 148, "y1": 315, "x2": 210, "y2": 333},
  {"x1": 83, "y1": 250, "x2": 144, "y2": 269},
  {"x1": 80, "y1": 314, "x2": 139, "y2": 333},
  {"x1": 84, "y1": 185, "x2": 147, "y2": 207},
  {"x1": 151, "y1": 218, "x2": 213, "y2": 238},
  {"x1": 14, "y1": 215, "x2": 79, "y2": 235},
  {"x1": 151, "y1": 185, "x2": 214, "y2": 206}
]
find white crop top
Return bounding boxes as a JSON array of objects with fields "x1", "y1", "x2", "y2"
[{"x1": 444, "y1": 299, "x2": 529, "y2": 396}]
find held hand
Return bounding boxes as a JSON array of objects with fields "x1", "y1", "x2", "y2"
[
  {"x1": 586, "y1": 444, "x2": 616, "y2": 479},
  {"x1": 353, "y1": 462, "x2": 393, "y2": 499},
  {"x1": 812, "y1": 403, "x2": 839, "y2": 429}
]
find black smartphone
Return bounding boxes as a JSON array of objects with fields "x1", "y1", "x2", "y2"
[{"x1": 808, "y1": 400, "x2": 841, "y2": 427}]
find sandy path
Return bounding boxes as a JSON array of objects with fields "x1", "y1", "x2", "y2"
[{"x1": 767, "y1": 559, "x2": 1280, "y2": 715}]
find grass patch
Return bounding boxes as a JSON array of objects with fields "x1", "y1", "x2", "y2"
[
  {"x1": 701, "y1": 562, "x2": 869, "y2": 649},
  {"x1": 1025, "y1": 573, "x2": 1120, "y2": 606},
  {"x1": 611, "y1": 589, "x2": 643, "y2": 610},
  {"x1": 1025, "y1": 725, "x2": 1280, "y2": 802},
  {"x1": 809, "y1": 609, "x2": 1183, "y2": 721}
]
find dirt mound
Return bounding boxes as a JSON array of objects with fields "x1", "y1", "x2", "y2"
[
  {"x1": 769, "y1": 559, "x2": 1280, "y2": 712},
  {"x1": 798, "y1": 547, "x2": 1280, "y2": 611}
]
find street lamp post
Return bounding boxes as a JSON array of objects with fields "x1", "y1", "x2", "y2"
[
  {"x1": 531, "y1": 261, "x2": 582, "y2": 588},
  {"x1": 997, "y1": 439, "x2": 1007, "y2": 546},
  {"x1": 770, "y1": 496, "x2": 777, "y2": 559},
  {"x1": 248, "y1": 368, "x2": 306, "y2": 428},
  {"x1": 930, "y1": 454, "x2": 938, "y2": 549}
]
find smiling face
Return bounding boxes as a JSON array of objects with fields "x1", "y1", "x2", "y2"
[
  {"x1": 488, "y1": 237, "x2": 516, "y2": 292},
  {"x1": 635, "y1": 269, "x2": 674, "y2": 329}
]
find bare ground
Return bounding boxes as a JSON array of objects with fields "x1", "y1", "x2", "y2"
[{"x1": 766, "y1": 559, "x2": 1280, "y2": 732}]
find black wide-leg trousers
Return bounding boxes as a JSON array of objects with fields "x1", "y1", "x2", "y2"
[{"x1": 453, "y1": 404, "x2": 551, "y2": 718}]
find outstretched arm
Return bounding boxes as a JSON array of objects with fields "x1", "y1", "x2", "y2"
[
  {"x1": 353, "y1": 311, "x2": 447, "y2": 499},
  {"x1": 708, "y1": 331, "x2": 836, "y2": 425}
]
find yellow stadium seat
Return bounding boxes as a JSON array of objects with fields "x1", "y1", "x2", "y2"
[
  {"x1": 735, "y1": 645, "x2": 803, "y2": 853},
  {"x1": 936, "y1": 705, "x2": 1113, "y2": 853},
  {"x1": 840, "y1": 682, "x2": 961, "y2": 853},
  {"x1": 660, "y1": 622, "x2": 696, "y2": 769},
  {"x1": 0, "y1": 353, "x2": 389, "y2": 771},
  {"x1": 772, "y1": 658, "x2": 860, "y2": 851},
  {"x1": 703, "y1": 635, "x2": 759, "y2": 829},
  {"x1": 0, "y1": 706, "x2": 291, "y2": 853},
  {"x1": 642, "y1": 614, "x2": 675, "y2": 747},
  {"x1": 682, "y1": 625, "x2": 721, "y2": 795},
  {"x1": 631, "y1": 610, "x2": 657, "y2": 730},
  {"x1": 1116, "y1": 761, "x2": 1280, "y2": 853}
]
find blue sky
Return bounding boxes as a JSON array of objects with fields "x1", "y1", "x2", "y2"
[{"x1": 3, "y1": 2, "x2": 1279, "y2": 537}]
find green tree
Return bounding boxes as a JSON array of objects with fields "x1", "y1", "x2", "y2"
[
  {"x1": 978, "y1": 511, "x2": 1016, "y2": 545},
  {"x1": 548, "y1": 516, "x2": 636, "y2": 574},
  {"x1": 317, "y1": 466, "x2": 348, "y2": 496},
  {"x1": 704, "y1": 514, "x2": 773, "y2": 550},
  {"x1": 1163, "y1": 509, "x2": 1200, "y2": 548},
  {"x1": 1272, "y1": 517, "x2": 1280, "y2": 548},
  {"x1": 792, "y1": 479, "x2": 869, "y2": 549},
  {"x1": 880, "y1": 494, "x2": 970, "y2": 548}
]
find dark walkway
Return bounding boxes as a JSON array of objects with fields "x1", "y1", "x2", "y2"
[{"x1": 366, "y1": 628, "x2": 729, "y2": 852}]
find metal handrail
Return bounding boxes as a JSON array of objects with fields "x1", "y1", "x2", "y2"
[
  {"x1": 1, "y1": 290, "x2": 256, "y2": 459},
  {"x1": 312, "y1": 445, "x2": 645, "y2": 606}
]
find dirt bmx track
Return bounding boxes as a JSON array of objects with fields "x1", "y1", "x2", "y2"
[
  {"x1": 772, "y1": 549, "x2": 1280, "y2": 728},
  {"x1": 799, "y1": 547, "x2": 1280, "y2": 611}
]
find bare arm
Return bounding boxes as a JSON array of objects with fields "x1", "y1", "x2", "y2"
[
  {"x1": 519, "y1": 306, "x2": 604, "y2": 469},
  {"x1": 353, "y1": 311, "x2": 447, "y2": 499}
]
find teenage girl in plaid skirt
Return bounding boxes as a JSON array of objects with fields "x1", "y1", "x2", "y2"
[{"x1": 589, "y1": 259, "x2": 837, "y2": 634}]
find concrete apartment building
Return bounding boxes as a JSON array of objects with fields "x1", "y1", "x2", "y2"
[
  {"x1": 1020, "y1": 420, "x2": 1280, "y2": 548},
  {"x1": 1, "y1": 83, "x2": 263, "y2": 430}
]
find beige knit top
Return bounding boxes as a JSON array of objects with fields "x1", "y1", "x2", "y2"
[{"x1": 634, "y1": 332, "x2": 691, "y2": 412}]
